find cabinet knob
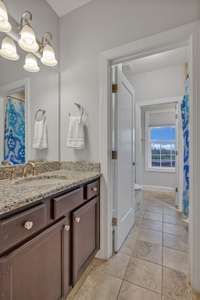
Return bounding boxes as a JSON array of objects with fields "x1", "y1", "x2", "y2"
[
  {"x1": 75, "y1": 217, "x2": 80, "y2": 223},
  {"x1": 64, "y1": 225, "x2": 70, "y2": 231},
  {"x1": 24, "y1": 221, "x2": 34, "y2": 230},
  {"x1": 91, "y1": 187, "x2": 98, "y2": 192}
]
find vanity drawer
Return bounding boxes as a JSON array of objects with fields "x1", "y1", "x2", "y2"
[
  {"x1": 85, "y1": 180, "x2": 99, "y2": 200},
  {"x1": 53, "y1": 187, "x2": 84, "y2": 219},
  {"x1": 0, "y1": 204, "x2": 47, "y2": 254}
]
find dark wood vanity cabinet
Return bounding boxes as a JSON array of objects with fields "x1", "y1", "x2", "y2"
[{"x1": 0, "y1": 178, "x2": 100, "y2": 300}]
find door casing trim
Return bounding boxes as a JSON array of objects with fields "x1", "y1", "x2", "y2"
[{"x1": 98, "y1": 21, "x2": 200, "y2": 292}]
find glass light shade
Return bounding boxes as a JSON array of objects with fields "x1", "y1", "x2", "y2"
[
  {"x1": 0, "y1": 36, "x2": 19, "y2": 61},
  {"x1": 18, "y1": 24, "x2": 39, "y2": 53},
  {"x1": 23, "y1": 54, "x2": 40, "y2": 72},
  {"x1": 41, "y1": 44, "x2": 57, "y2": 67},
  {"x1": 0, "y1": 0, "x2": 11, "y2": 32}
]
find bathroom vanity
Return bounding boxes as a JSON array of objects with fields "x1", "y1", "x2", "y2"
[{"x1": 0, "y1": 167, "x2": 100, "y2": 300}]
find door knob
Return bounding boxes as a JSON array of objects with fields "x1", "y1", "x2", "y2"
[
  {"x1": 91, "y1": 187, "x2": 98, "y2": 192},
  {"x1": 75, "y1": 217, "x2": 80, "y2": 223},
  {"x1": 132, "y1": 162, "x2": 136, "y2": 166},
  {"x1": 64, "y1": 225, "x2": 70, "y2": 231}
]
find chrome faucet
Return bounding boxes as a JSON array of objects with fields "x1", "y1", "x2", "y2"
[{"x1": 23, "y1": 162, "x2": 36, "y2": 177}]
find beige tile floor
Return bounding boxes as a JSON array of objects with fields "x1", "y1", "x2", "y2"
[{"x1": 67, "y1": 195, "x2": 200, "y2": 300}]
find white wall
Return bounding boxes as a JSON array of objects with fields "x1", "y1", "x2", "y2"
[
  {"x1": 125, "y1": 65, "x2": 186, "y2": 103},
  {"x1": 0, "y1": 0, "x2": 60, "y2": 161},
  {"x1": 60, "y1": 0, "x2": 200, "y2": 162},
  {"x1": 127, "y1": 65, "x2": 185, "y2": 188}
]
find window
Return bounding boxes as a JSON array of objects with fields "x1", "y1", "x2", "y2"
[{"x1": 148, "y1": 126, "x2": 176, "y2": 170}]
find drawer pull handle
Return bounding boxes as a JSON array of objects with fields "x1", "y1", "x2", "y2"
[
  {"x1": 75, "y1": 217, "x2": 81, "y2": 223},
  {"x1": 24, "y1": 221, "x2": 34, "y2": 230},
  {"x1": 91, "y1": 187, "x2": 98, "y2": 192},
  {"x1": 64, "y1": 225, "x2": 70, "y2": 231}
]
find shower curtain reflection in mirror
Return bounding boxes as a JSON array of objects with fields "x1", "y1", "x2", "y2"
[{"x1": 4, "y1": 96, "x2": 25, "y2": 165}]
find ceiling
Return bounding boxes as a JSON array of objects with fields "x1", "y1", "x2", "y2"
[
  {"x1": 46, "y1": 0, "x2": 93, "y2": 17},
  {"x1": 123, "y1": 47, "x2": 189, "y2": 76}
]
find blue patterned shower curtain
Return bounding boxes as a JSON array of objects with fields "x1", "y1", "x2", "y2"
[
  {"x1": 4, "y1": 97, "x2": 25, "y2": 164},
  {"x1": 181, "y1": 78, "x2": 190, "y2": 216}
]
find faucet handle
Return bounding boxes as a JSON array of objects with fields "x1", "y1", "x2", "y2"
[
  {"x1": 22, "y1": 165, "x2": 27, "y2": 177},
  {"x1": 28, "y1": 161, "x2": 37, "y2": 176}
]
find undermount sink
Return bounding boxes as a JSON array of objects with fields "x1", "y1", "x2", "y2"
[{"x1": 12, "y1": 174, "x2": 68, "y2": 186}]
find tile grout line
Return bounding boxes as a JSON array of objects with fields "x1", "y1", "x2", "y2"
[
  {"x1": 117, "y1": 225, "x2": 141, "y2": 300},
  {"x1": 122, "y1": 278, "x2": 162, "y2": 296},
  {"x1": 116, "y1": 279, "x2": 124, "y2": 300},
  {"x1": 164, "y1": 245, "x2": 188, "y2": 254},
  {"x1": 116, "y1": 212, "x2": 142, "y2": 298},
  {"x1": 126, "y1": 209, "x2": 162, "y2": 300},
  {"x1": 131, "y1": 251, "x2": 164, "y2": 267},
  {"x1": 129, "y1": 206, "x2": 163, "y2": 295}
]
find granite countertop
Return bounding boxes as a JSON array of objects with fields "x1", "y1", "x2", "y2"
[{"x1": 0, "y1": 169, "x2": 100, "y2": 218}]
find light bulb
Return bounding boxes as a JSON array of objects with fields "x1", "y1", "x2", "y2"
[
  {"x1": 0, "y1": 36, "x2": 19, "y2": 61},
  {"x1": 18, "y1": 24, "x2": 39, "y2": 53},
  {"x1": 0, "y1": 0, "x2": 11, "y2": 32},
  {"x1": 41, "y1": 44, "x2": 57, "y2": 67},
  {"x1": 23, "y1": 53, "x2": 40, "y2": 72}
]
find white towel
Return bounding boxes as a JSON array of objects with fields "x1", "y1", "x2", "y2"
[
  {"x1": 33, "y1": 118, "x2": 48, "y2": 149},
  {"x1": 67, "y1": 116, "x2": 85, "y2": 149}
]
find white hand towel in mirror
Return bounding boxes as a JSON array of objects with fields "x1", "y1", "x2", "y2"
[{"x1": 33, "y1": 118, "x2": 48, "y2": 149}]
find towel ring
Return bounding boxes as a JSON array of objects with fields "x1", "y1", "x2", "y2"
[
  {"x1": 35, "y1": 109, "x2": 46, "y2": 121},
  {"x1": 68, "y1": 102, "x2": 87, "y2": 121}
]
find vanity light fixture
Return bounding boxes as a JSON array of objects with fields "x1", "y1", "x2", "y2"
[
  {"x1": 23, "y1": 53, "x2": 40, "y2": 72},
  {"x1": 18, "y1": 11, "x2": 39, "y2": 53},
  {"x1": 41, "y1": 32, "x2": 57, "y2": 67},
  {"x1": 0, "y1": 0, "x2": 11, "y2": 33},
  {"x1": 0, "y1": 6, "x2": 58, "y2": 72},
  {"x1": 0, "y1": 36, "x2": 19, "y2": 61}
]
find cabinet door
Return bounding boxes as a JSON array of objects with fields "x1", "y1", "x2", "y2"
[
  {"x1": 72, "y1": 197, "x2": 100, "y2": 283},
  {"x1": 0, "y1": 217, "x2": 70, "y2": 300}
]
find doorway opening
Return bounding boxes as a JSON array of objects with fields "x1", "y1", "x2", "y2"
[
  {"x1": 101, "y1": 43, "x2": 193, "y2": 298},
  {"x1": 111, "y1": 45, "x2": 189, "y2": 253}
]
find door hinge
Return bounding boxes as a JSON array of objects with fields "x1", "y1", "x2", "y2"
[
  {"x1": 176, "y1": 187, "x2": 178, "y2": 193},
  {"x1": 176, "y1": 150, "x2": 178, "y2": 156},
  {"x1": 112, "y1": 217, "x2": 118, "y2": 226},
  {"x1": 175, "y1": 114, "x2": 178, "y2": 119},
  {"x1": 112, "y1": 84, "x2": 118, "y2": 93},
  {"x1": 112, "y1": 150, "x2": 118, "y2": 160}
]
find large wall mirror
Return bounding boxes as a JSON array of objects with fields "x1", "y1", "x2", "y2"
[{"x1": 0, "y1": 14, "x2": 59, "y2": 166}]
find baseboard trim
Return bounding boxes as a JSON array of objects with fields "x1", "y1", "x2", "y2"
[{"x1": 143, "y1": 185, "x2": 175, "y2": 193}]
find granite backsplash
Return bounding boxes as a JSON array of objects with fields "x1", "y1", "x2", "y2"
[{"x1": 0, "y1": 161, "x2": 100, "y2": 180}]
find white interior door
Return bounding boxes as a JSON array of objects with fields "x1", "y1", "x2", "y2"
[{"x1": 112, "y1": 66, "x2": 136, "y2": 252}]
